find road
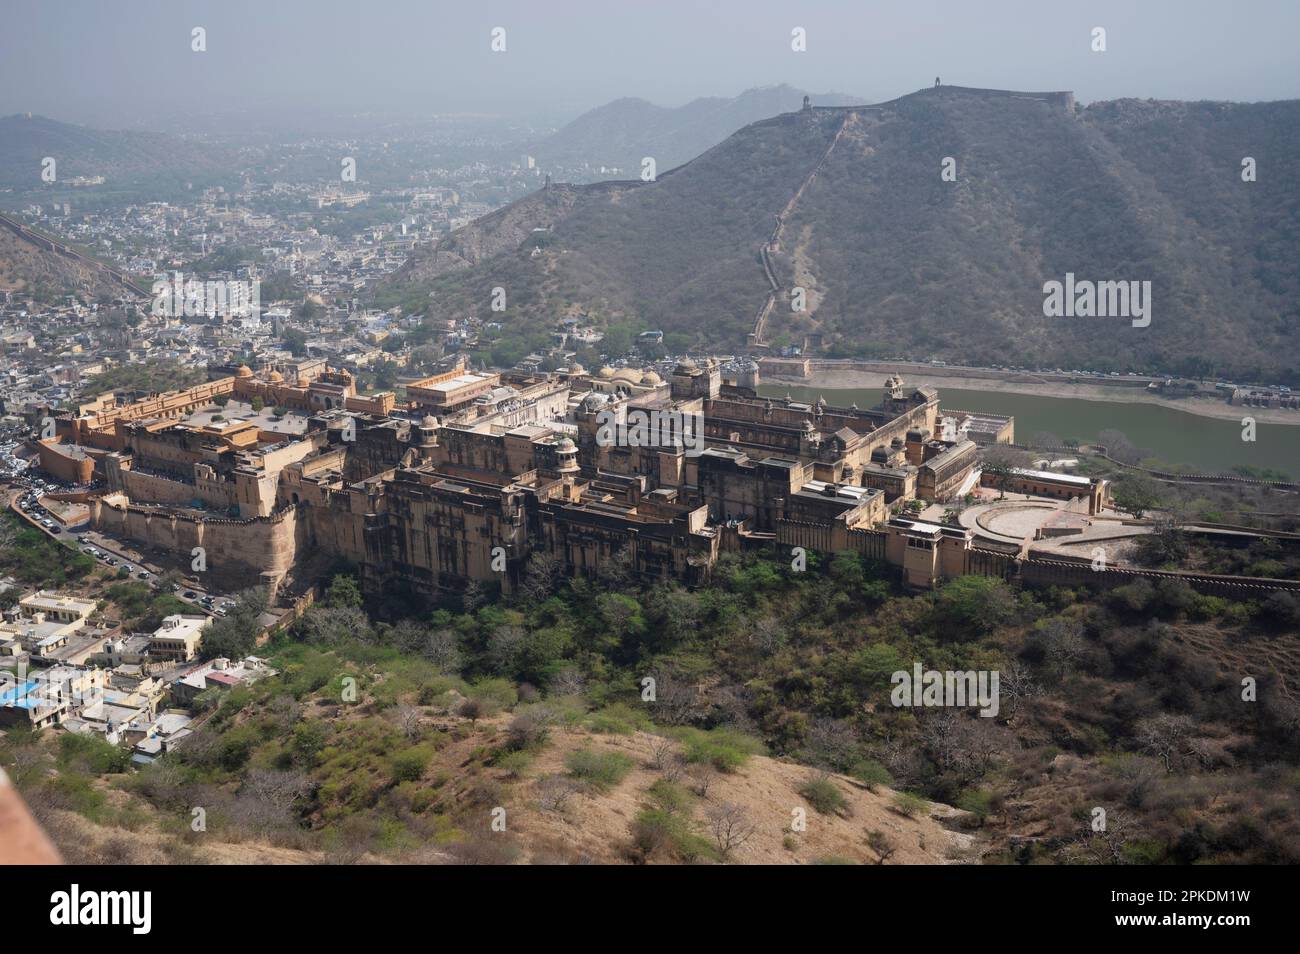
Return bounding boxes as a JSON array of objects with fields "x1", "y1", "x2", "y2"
[{"x1": 4, "y1": 485, "x2": 227, "y2": 617}]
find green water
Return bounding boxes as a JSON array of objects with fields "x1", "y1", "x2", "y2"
[{"x1": 759, "y1": 384, "x2": 1300, "y2": 479}]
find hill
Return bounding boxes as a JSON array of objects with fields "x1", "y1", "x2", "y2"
[
  {"x1": 385, "y1": 86, "x2": 1300, "y2": 380},
  {"x1": 27, "y1": 715, "x2": 972, "y2": 865},
  {"x1": 0, "y1": 114, "x2": 230, "y2": 193},
  {"x1": 0, "y1": 214, "x2": 136, "y2": 299},
  {"x1": 7, "y1": 543, "x2": 1299, "y2": 866},
  {"x1": 531, "y1": 84, "x2": 863, "y2": 178}
]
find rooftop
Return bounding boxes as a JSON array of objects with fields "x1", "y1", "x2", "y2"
[{"x1": 1013, "y1": 467, "x2": 1094, "y2": 487}]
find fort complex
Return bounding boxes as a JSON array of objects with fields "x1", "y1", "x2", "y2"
[{"x1": 33, "y1": 357, "x2": 1130, "y2": 599}]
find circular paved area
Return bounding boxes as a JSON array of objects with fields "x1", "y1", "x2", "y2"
[
  {"x1": 960, "y1": 498, "x2": 1062, "y2": 544},
  {"x1": 983, "y1": 503, "x2": 1059, "y2": 538}
]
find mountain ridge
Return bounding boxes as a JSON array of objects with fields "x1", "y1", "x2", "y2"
[
  {"x1": 530, "y1": 84, "x2": 864, "y2": 178},
  {"x1": 0, "y1": 113, "x2": 231, "y2": 193},
  {"x1": 386, "y1": 85, "x2": 1300, "y2": 380}
]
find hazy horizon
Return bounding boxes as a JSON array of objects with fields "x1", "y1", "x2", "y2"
[{"x1": 2, "y1": 0, "x2": 1298, "y2": 133}]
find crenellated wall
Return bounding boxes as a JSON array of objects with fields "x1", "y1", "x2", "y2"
[{"x1": 90, "y1": 496, "x2": 298, "y2": 590}]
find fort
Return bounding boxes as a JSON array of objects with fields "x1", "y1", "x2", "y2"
[{"x1": 39, "y1": 354, "x2": 1290, "y2": 605}]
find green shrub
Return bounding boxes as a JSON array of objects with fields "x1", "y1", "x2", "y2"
[
  {"x1": 504, "y1": 705, "x2": 555, "y2": 752},
  {"x1": 467, "y1": 677, "x2": 518, "y2": 715},
  {"x1": 630, "y1": 808, "x2": 715, "y2": 862},
  {"x1": 216, "y1": 725, "x2": 259, "y2": 770},
  {"x1": 799, "y1": 774, "x2": 847, "y2": 815},
  {"x1": 493, "y1": 749, "x2": 534, "y2": 777},
  {"x1": 850, "y1": 760, "x2": 893, "y2": 791},
  {"x1": 566, "y1": 748, "x2": 633, "y2": 791},
  {"x1": 893, "y1": 792, "x2": 928, "y2": 818},
  {"x1": 291, "y1": 720, "x2": 329, "y2": 764},
  {"x1": 390, "y1": 745, "x2": 433, "y2": 783},
  {"x1": 58, "y1": 732, "x2": 131, "y2": 774},
  {"x1": 646, "y1": 778, "x2": 693, "y2": 815},
  {"x1": 1121, "y1": 839, "x2": 1167, "y2": 864},
  {"x1": 680, "y1": 728, "x2": 763, "y2": 773},
  {"x1": 48, "y1": 772, "x2": 107, "y2": 821},
  {"x1": 955, "y1": 789, "x2": 994, "y2": 819},
  {"x1": 934, "y1": 576, "x2": 1016, "y2": 636},
  {"x1": 587, "y1": 702, "x2": 644, "y2": 735}
]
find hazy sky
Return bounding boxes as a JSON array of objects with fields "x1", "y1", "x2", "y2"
[{"x1": 3, "y1": 0, "x2": 1297, "y2": 129}]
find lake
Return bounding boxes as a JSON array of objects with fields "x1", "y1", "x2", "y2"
[{"x1": 758, "y1": 383, "x2": 1300, "y2": 478}]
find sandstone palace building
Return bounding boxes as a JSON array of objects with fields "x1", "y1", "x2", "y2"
[{"x1": 35, "y1": 357, "x2": 1110, "y2": 600}]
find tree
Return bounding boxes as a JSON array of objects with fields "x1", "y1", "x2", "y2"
[
  {"x1": 324, "y1": 574, "x2": 363, "y2": 609},
  {"x1": 866, "y1": 830, "x2": 898, "y2": 865},
  {"x1": 519, "y1": 552, "x2": 564, "y2": 604},
  {"x1": 486, "y1": 624, "x2": 527, "y2": 675},
  {"x1": 596, "y1": 544, "x2": 634, "y2": 587},
  {"x1": 706, "y1": 802, "x2": 757, "y2": 858},
  {"x1": 395, "y1": 704, "x2": 423, "y2": 740},
  {"x1": 648, "y1": 671, "x2": 706, "y2": 726},
  {"x1": 1112, "y1": 474, "x2": 1164, "y2": 519},
  {"x1": 1098, "y1": 429, "x2": 1149, "y2": 466},
  {"x1": 201, "y1": 589, "x2": 266, "y2": 660},
  {"x1": 686, "y1": 761, "x2": 717, "y2": 797},
  {"x1": 241, "y1": 769, "x2": 313, "y2": 811},
  {"x1": 934, "y1": 576, "x2": 1016, "y2": 636},
  {"x1": 1063, "y1": 809, "x2": 1138, "y2": 864},
  {"x1": 536, "y1": 775, "x2": 580, "y2": 813},
  {"x1": 979, "y1": 444, "x2": 1031, "y2": 499},
  {"x1": 421, "y1": 628, "x2": 462, "y2": 673},
  {"x1": 1136, "y1": 713, "x2": 1197, "y2": 774},
  {"x1": 282, "y1": 327, "x2": 309, "y2": 356},
  {"x1": 749, "y1": 615, "x2": 787, "y2": 653},
  {"x1": 1035, "y1": 618, "x2": 1087, "y2": 681},
  {"x1": 998, "y1": 661, "x2": 1041, "y2": 717},
  {"x1": 372, "y1": 359, "x2": 400, "y2": 390},
  {"x1": 1133, "y1": 516, "x2": 1188, "y2": 566},
  {"x1": 292, "y1": 301, "x2": 319, "y2": 321},
  {"x1": 202, "y1": 608, "x2": 258, "y2": 660},
  {"x1": 457, "y1": 697, "x2": 486, "y2": 723}
]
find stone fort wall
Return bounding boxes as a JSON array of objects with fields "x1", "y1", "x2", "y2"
[{"x1": 90, "y1": 496, "x2": 298, "y2": 590}]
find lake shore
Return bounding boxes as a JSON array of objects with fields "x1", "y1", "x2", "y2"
[{"x1": 767, "y1": 369, "x2": 1300, "y2": 427}]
